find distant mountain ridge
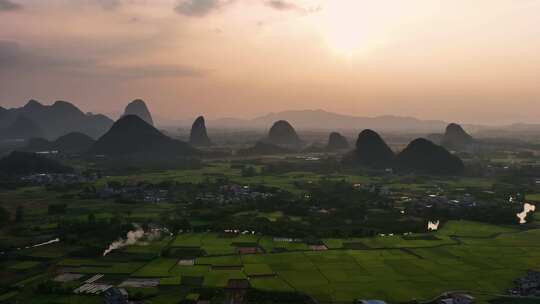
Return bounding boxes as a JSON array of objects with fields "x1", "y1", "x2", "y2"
[
  {"x1": 0, "y1": 100, "x2": 113, "y2": 139},
  {"x1": 207, "y1": 110, "x2": 449, "y2": 132}
]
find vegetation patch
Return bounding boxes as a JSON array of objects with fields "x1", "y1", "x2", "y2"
[
  {"x1": 343, "y1": 242, "x2": 370, "y2": 249},
  {"x1": 403, "y1": 234, "x2": 441, "y2": 241}
]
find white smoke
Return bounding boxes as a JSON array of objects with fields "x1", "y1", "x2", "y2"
[
  {"x1": 102, "y1": 226, "x2": 169, "y2": 256},
  {"x1": 517, "y1": 203, "x2": 536, "y2": 224},
  {"x1": 103, "y1": 228, "x2": 145, "y2": 256},
  {"x1": 32, "y1": 238, "x2": 60, "y2": 248},
  {"x1": 427, "y1": 220, "x2": 440, "y2": 231}
]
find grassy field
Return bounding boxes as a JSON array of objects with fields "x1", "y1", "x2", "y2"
[
  {"x1": 437, "y1": 220, "x2": 518, "y2": 237},
  {"x1": 98, "y1": 162, "x2": 377, "y2": 194},
  {"x1": 96, "y1": 162, "x2": 496, "y2": 195},
  {"x1": 526, "y1": 194, "x2": 540, "y2": 202},
  {"x1": 6, "y1": 221, "x2": 535, "y2": 303}
]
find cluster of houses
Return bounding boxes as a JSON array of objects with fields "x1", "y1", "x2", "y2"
[
  {"x1": 196, "y1": 184, "x2": 272, "y2": 204},
  {"x1": 354, "y1": 181, "x2": 480, "y2": 211},
  {"x1": 353, "y1": 183, "x2": 391, "y2": 195},
  {"x1": 103, "y1": 288, "x2": 129, "y2": 304},
  {"x1": 406, "y1": 193, "x2": 478, "y2": 214},
  {"x1": 21, "y1": 173, "x2": 97, "y2": 185},
  {"x1": 97, "y1": 185, "x2": 171, "y2": 203},
  {"x1": 534, "y1": 178, "x2": 540, "y2": 190},
  {"x1": 94, "y1": 182, "x2": 273, "y2": 205},
  {"x1": 426, "y1": 194, "x2": 476, "y2": 208},
  {"x1": 509, "y1": 270, "x2": 540, "y2": 296},
  {"x1": 436, "y1": 293, "x2": 475, "y2": 304}
]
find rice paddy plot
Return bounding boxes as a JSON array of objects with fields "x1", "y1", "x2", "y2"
[
  {"x1": 243, "y1": 263, "x2": 274, "y2": 276},
  {"x1": 8, "y1": 261, "x2": 41, "y2": 271},
  {"x1": 171, "y1": 233, "x2": 206, "y2": 247},
  {"x1": 437, "y1": 220, "x2": 517, "y2": 237},
  {"x1": 132, "y1": 258, "x2": 178, "y2": 277},
  {"x1": 249, "y1": 277, "x2": 293, "y2": 292},
  {"x1": 202, "y1": 270, "x2": 246, "y2": 288}
]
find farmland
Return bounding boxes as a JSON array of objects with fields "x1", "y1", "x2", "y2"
[
  {"x1": 1, "y1": 157, "x2": 539, "y2": 303},
  {"x1": 2, "y1": 220, "x2": 540, "y2": 303}
]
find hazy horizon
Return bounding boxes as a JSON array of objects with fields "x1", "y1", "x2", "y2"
[{"x1": 1, "y1": 0, "x2": 540, "y2": 125}]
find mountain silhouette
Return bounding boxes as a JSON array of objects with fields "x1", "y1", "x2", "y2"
[
  {"x1": 441, "y1": 123, "x2": 474, "y2": 149},
  {"x1": 0, "y1": 106, "x2": 7, "y2": 120},
  {"x1": 395, "y1": 138, "x2": 464, "y2": 175},
  {"x1": 265, "y1": 120, "x2": 302, "y2": 147},
  {"x1": 0, "y1": 100, "x2": 113, "y2": 139},
  {"x1": 25, "y1": 132, "x2": 95, "y2": 154},
  {"x1": 0, "y1": 151, "x2": 73, "y2": 176},
  {"x1": 0, "y1": 115, "x2": 44, "y2": 140},
  {"x1": 189, "y1": 116, "x2": 212, "y2": 146},
  {"x1": 327, "y1": 132, "x2": 350, "y2": 150},
  {"x1": 346, "y1": 129, "x2": 394, "y2": 168},
  {"x1": 123, "y1": 99, "x2": 154, "y2": 126},
  {"x1": 88, "y1": 115, "x2": 196, "y2": 157}
]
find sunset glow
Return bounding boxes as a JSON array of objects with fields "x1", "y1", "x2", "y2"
[{"x1": 0, "y1": 0, "x2": 539, "y2": 124}]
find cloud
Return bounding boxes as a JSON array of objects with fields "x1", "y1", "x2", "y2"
[
  {"x1": 0, "y1": 40, "x2": 208, "y2": 79},
  {"x1": 95, "y1": 64, "x2": 209, "y2": 79},
  {"x1": 0, "y1": 40, "x2": 20, "y2": 67},
  {"x1": 0, "y1": 0, "x2": 22, "y2": 12},
  {"x1": 174, "y1": 0, "x2": 234, "y2": 17},
  {"x1": 265, "y1": 0, "x2": 295, "y2": 11},
  {"x1": 0, "y1": 40, "x2": 93, "y2": 71},
  {"x1": 265, "y1": 0, "x2": 319, "y2": 14},
  {"x1": 94, "y1": 0, "x2": 122, "y2": 10}
]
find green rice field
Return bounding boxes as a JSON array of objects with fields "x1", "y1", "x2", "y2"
[{"x1": 5, "y1": 220, "x2": 538, "y2": 303}]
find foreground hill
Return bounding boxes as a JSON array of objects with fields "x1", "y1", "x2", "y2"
[
  {"x1": 24, "y1": 132, "x2": 95, "y2": 154},
  {"x1": 123, "y1": 99, "x2": 154, "y2": 126},
  {"x1": 395, "y1": 138, "x2": 464, "y2": 175},
  {"x1": 88, "y1": 115, "x2": 196, "y2": 157},
  {"x1": 0, "y1": 100, "x2": 113, "y2": 139},
  {"x1": 0, "y1": 151, "x2": 73, "y2": 176},
  {"x1": 346, "y1": 129, "x2": 394, "y2": 168}
]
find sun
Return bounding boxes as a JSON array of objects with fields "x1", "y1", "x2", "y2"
[{"x1": 317, "y1": 1, "x2": 394, "y2": 58}]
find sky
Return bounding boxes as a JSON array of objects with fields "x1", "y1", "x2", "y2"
[{"x1": 0, "y1": 0, "x2": 539, "y2": 124}]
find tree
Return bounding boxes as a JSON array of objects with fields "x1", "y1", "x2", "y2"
[
  {"x1": 0, "y1": 206, "x2": 10, "y2": 227},
  {"x1": 241, "y1": 166, "x2": 257, "y2": 177},
  {"x1": 15, "y1": 206, "x2": 24, "y2": 223},
  {"x1": 87, "y1": 213, "x2": 96, "y2": 225},
  {"x1": 48, "y1": 203, "x2": 67, "y2": 215}
]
